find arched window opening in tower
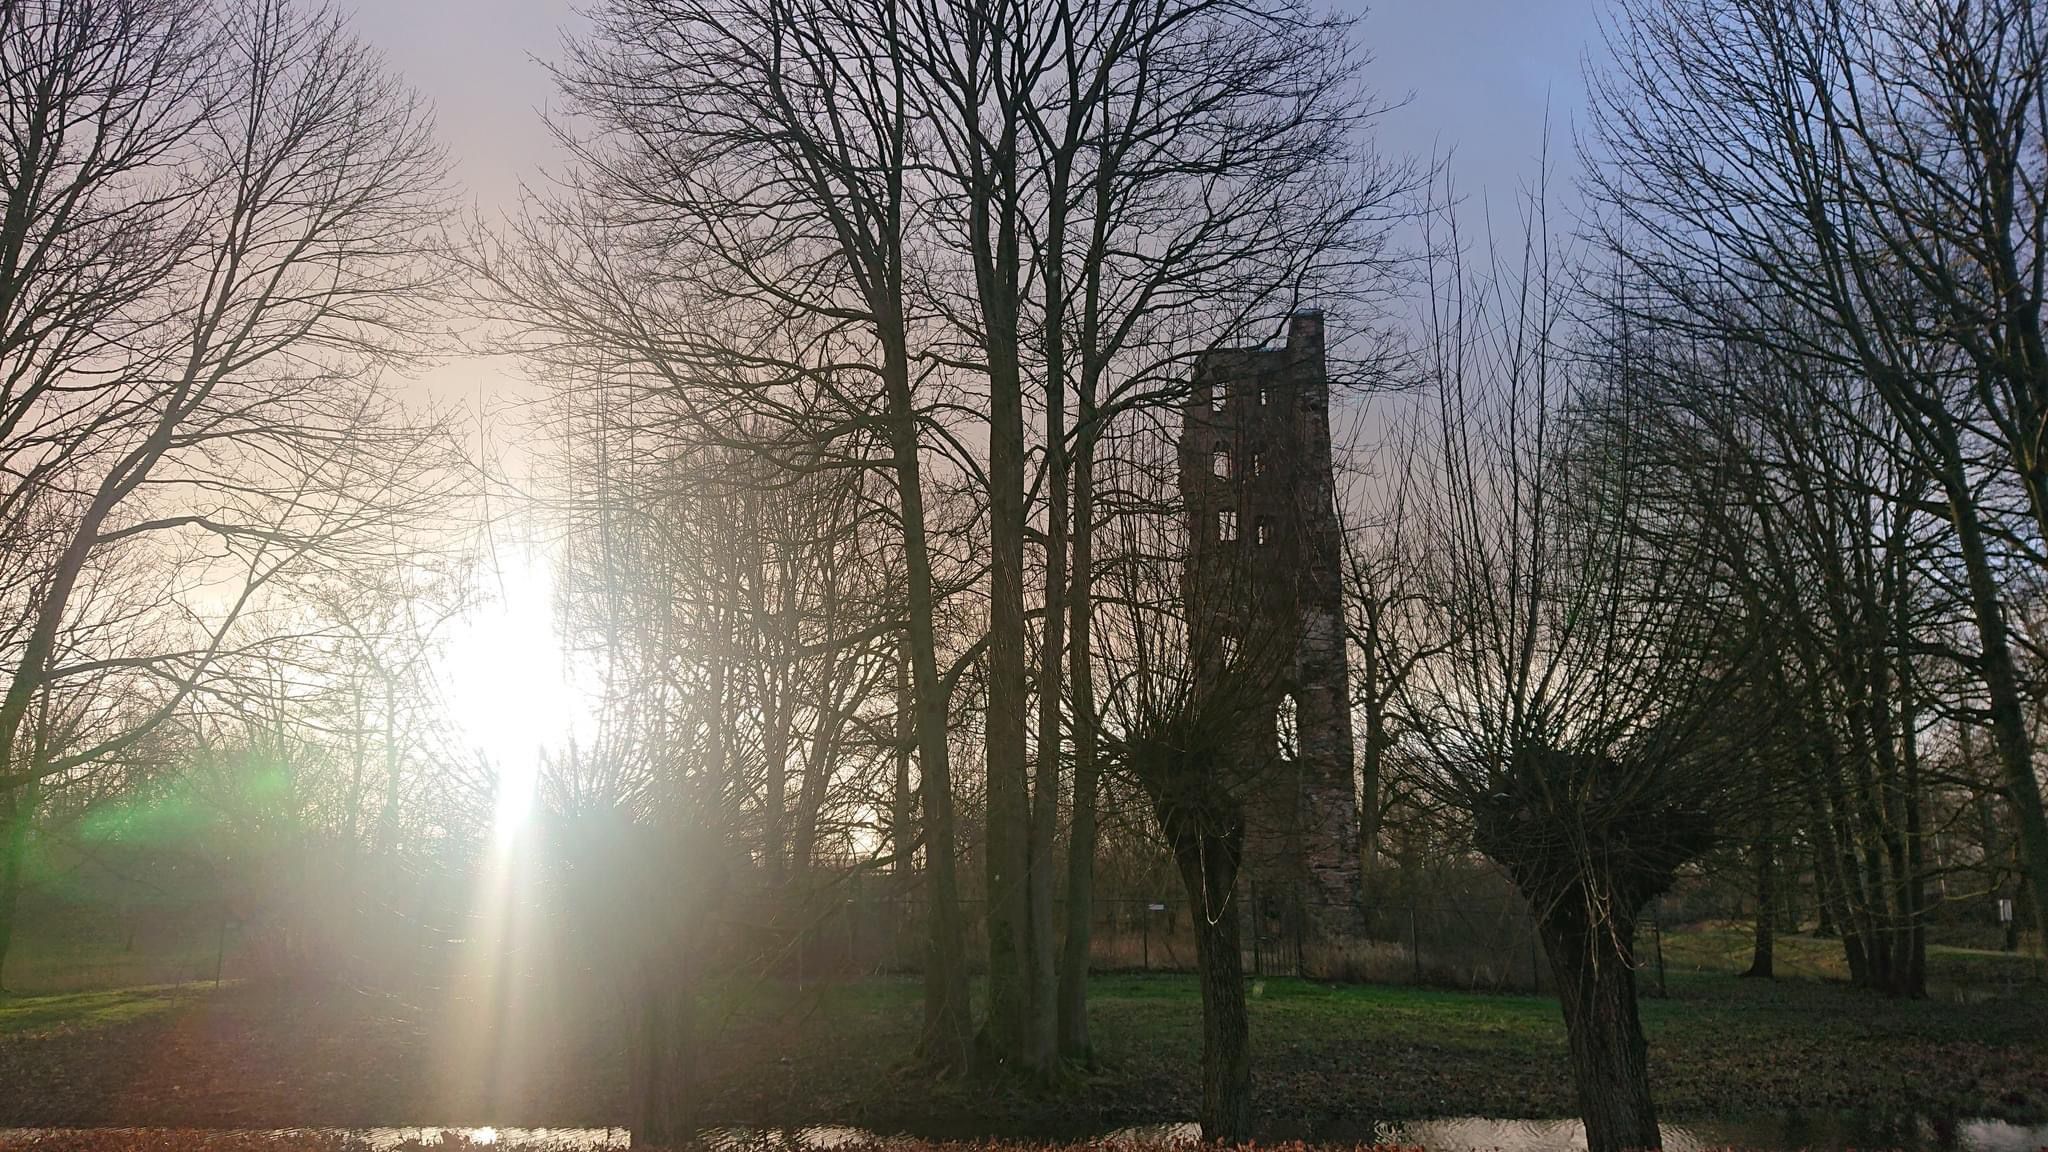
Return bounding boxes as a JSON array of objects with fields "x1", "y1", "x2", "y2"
[
  {"x1": 1249, "y1": 450, "x2": 1264, "y2": 477},
  {"x1": 1276, "y1": 692, "x2": 1299, "y2": 760},
  {"x1": 1213, "y1": 447, "x2": 1230, "y2": 478},
  {"x1": 1209, "y1": 387, "x2": 1225, "y2": 414},
  {"x1": 1218, "y1": 508, "x2": 1237, "y2": 542},
  {"x1": 1255, "y1": 517, "x2": 1272, "y2": 546},
  {"x1": 1258, "y1": 386, "x2": 1270, "y2": 406}
]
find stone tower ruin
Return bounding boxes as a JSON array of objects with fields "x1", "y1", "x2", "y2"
[{"x1": 1179, "y1": 311, "x2": 1363, "y2": 956}]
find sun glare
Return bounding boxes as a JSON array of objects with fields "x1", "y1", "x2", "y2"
[{"x1": 442, "y1": 549, "x2": 583, "y2": 836}]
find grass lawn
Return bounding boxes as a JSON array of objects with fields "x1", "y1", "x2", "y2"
[
  {"x1": 1657, "y1": 921, "x2": 2046, "y2": 989},
  {"x1": 0, "y1": 983, "x2": 204, "y2": 1036},
  {"x1": 0, "y1": 960, "x2": 2043, "y2": 1134}
]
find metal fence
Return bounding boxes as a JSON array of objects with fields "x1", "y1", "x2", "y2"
[
  {"x1": 6, "y1": 865, "x2": 1563, "y2": 997},
  {"x1": 743, "y1": 882, "x2": 1556, "y2": 993}
]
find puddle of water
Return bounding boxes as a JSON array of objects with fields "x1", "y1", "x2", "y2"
[
  {"x1": 2, "y1": 1117, "x2": 2045, "y2": 1151},
  {"x1": 1083, "y1": 1118, "x2": 2048, "y2": 1152}
]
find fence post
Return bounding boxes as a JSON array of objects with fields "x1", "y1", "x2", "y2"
[
  {"x1": 1250, "y1": 878, "x2": 1263, "y2": 977},
  {"x1": 1293, "y1": 895, "x2": 1305, "y2": 978},
  {"x1": 1652, "y1": 905, "x2": 1667, "y2": 998},
  {"x1": 1408, "y1": 899, "x2": 1422, "y2": 984}
]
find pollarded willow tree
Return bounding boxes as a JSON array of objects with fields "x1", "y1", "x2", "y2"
[
  {"x1": 0, "y1": 0, "x2": 460, "y2": 982},
  {"x1": 1089, "y1": 425, "x2": 1295, "y2": 1143},
  {"x1": 1389, "y1": 221, "x2": 1765, "y2": 1152}
]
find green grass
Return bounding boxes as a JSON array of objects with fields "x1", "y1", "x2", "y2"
[
  {"x1": 0, "y1": 982, "x2": 203, "y2": 1036},
  {"x1": 2, "y1": 902, "x2": 232, "y2": 995},
  {"x1": 690, "y1": 967, "x2": 2048, "y2": 1129},
  {"x1": 1658, "y1": 921, "x2": 2047, "y2": 988},
  {"x1": 1, "y1": 945, "x2": 2043, "y2": 1132}
]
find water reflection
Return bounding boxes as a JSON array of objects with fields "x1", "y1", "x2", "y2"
[
  {"x1": 4, "y1": 1117, "x2": 2047, "y2": 1151},
  {"x1": 0, "y1": 1128, "x2": 630, "y2": 1151},
  {"x1": 1148, "y1": 1118, "x2": 2048, "y2": 1152}
]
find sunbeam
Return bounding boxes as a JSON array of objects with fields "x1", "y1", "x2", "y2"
[{"x1": 442, "y1": 548, "x2": 583, "y2": 836}]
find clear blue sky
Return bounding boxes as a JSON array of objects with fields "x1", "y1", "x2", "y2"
[{"x1": 1359, "y1": 0, "x2": 1606, "y2": 214}]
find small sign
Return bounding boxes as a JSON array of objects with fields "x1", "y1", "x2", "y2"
[
  {"x1": 1999, "y1": 898, "x2": 2015, "y2": 924},
  {"x1": 1148, "y1": 902, "x2": 1166, "y2": 912}
]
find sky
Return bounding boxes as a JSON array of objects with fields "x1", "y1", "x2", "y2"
[
  {"x1": 339, "y1": 0, "x2": 1612, "y2": 410},
  {"x1": 345, "y1": 0, "x2": 1614, "y2": 770}
]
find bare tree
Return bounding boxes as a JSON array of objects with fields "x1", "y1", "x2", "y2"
[
  {"x1": 0, "y1": 0, "x2": 457, "y2": 979},
  {"x1": 904, "y1": 0, "x2": 1407, "y2": 1068},
  {"x1": 1627, "y1": 323, "x2": 1956, "y2": 996},
  {"x1": 492, "y1": 0, "x2": 1408, "y2": 1082},
  {"x1": 1389, "y1": 213, "x2": 1760, "y2": 1152},
  {"x1": 1092, "y1": 431, "x2": 1283, "y2": 1142},
  {"x1": 1337, "y1": 412, "x2": 1446, "y2": 904},
  {"x1": 485, "y1": 0, "x2": 987, "y2": 1070},
  {"x1": 1590, "y1": 0, "x2": 2048, "y2": 946}
]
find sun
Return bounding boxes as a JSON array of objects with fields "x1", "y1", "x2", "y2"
[{"x1": 440, "y1": 547, "x2": 584, "y2": 835}]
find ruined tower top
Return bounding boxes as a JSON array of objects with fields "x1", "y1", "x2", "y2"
[{"x1": 1181, "y1": 311, "x2": 1339, "y2": 629}]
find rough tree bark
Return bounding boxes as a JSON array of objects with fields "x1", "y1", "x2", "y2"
[
  {"x1": 1162, "y1": 804, "x2": 1251, "y2": 1143},
  {"x1": 1743, "y1": 819, "x2": 1774, "y2": 980},
  {"x1": 1056, "y1": 431, "x2": 1099, "y2": 1060},
  {"x1": 1477, "y1": 774, "x2": 1713, "y2": 1152},
  {"x1": 1539, "y1": 898, "x2": 1659, "y2": 1152}
]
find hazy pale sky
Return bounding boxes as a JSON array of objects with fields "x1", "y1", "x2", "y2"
[{"x1": 342, "y1": 0, "x2": 1608, "y2": 407}]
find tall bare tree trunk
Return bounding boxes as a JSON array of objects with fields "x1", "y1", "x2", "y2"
[
  {"x1": 972, "y1": 47, "x2": 1036, "y2": 1071},
  {"x1": 1057, "y1": 433, "x2": 1099, "y2": 1060},
  {"x1": 0, "y1": 785, "x2": 28, "y2": 990},
  {"x1": 1895, "y1": 604, "x2": 1927, "y2": 997},
  {"x1": 1358, "y1": 637, "x2": 1387, "y2": 907},
  {"x1": 1934, "y1": 433, "x2": 2048, "y2": 957},
  {"x1": 1024, "y1": 103, "x2": 1084, "y2": 1071},
  {"x1": 982, "y1": 318, "x2": 1032, "y2": 1069},
  {"x1": 1027, "y1": 313, "x2": 1068, "y2": 1076},
  {"x1": 1743, "y1": 823, "x2": 1774, "y2": 979},
  {"x1": 886, "y1": 329, "x2": 974, "y2": 1073},
  {"x1": 894, "y1": 633, "x2": 918, "y2": 878}
]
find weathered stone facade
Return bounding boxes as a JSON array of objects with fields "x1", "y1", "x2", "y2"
[{"x1": 1180, "y1": 311, "x2": 1363, "y2": 953}]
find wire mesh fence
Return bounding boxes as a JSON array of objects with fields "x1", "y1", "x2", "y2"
[
  {"x1": 5, "y1": 862, "x2": 1564, "y2": 997},
  {"x1": 737, "y1": 883, "x2": 1558, "y2": 994},
  {"x1": 12, "y1": 846, "x2": 2044, "y2": 1003}
]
